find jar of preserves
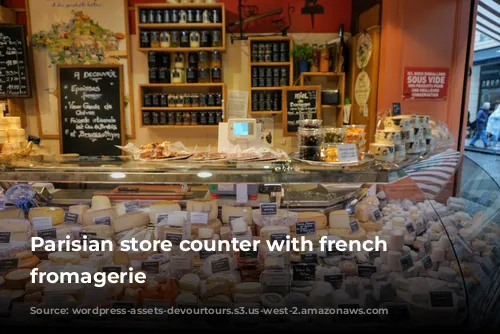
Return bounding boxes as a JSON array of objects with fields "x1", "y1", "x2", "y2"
[
  {"x1": 199, "y1": 93, "x2": 207, "y2": 106},
  {"x1": 143, "y1": 93, "x2": 152, "y2": 107},
  {"x1": 311, "y1": 43, "x2": 320, "y2": 72},
  {"x1": 199, "y1": 112, "x2": 208, "y2": 125},
  {"x1": 198, "y1": 51, "x2": 208, "y2": 67},
  {"x1": 215, "y1": 93, "x2": 222, "y2": 106},
  {"x1": 170, "y1": 31, "x2": 180, "y2": 47},
  {"x1": 298, "y1": 128, "x2": 324, "y2": 146},
  {"x1": 200, "y1": 31, "x2": 211, "y2": 47},
  {"x1": 180, "y1": 31, "x2": 190, "y2": 47},
  {"x1": 168, "y1": 112, "x2": 175, "y2": 125},
  {"x1": 212, "y1": 31, "x2": 222, "y2": 47},
  {"x1": 187, "y1": 52, "x2": 198, "y2": 67},
  {"x1": 171, "y1": 68, "x2": 183, "y2": 83},
  {"x1": 183, "y1": 112, "x2": 191, "y2": 125},
  {"x1": 207, "y1": 93, "x2": 215, "y2": 106},
  {"x1": 155, "y1": 10, "x2": 163, "y2": 23},
  {"x1": 151, "y1": 111, "x2": 160, "y2": 125},
  {"x1": 176, "y1": 94, "x2": 184, "y2": 107},
  {"x1": 148, "y1": 66, "x2": 158, "y2": 83},
  {"x1": 190, "y1": 31, "x2": 200, "y2": 47},
  {"x1": 211, "y1": 51, "x2": 221, "y2": 67},
  {"x1": 202, "y1": 10, "x2": 211, "y2": 23},
  {"x1": 179, "y1": 10, "x2": 187, "y2": 23},
  {"x1": 159, "y1": 111, "x2": 167, "y2": 125},
  {"x1": 191, "y1": 112, "x2": 198, "y2": 125},
  {"x1": 160, "y1": 32, "x2": 171, "y2": 48},
  {"x1": 319, "y1": 43, "x2": 329, "y2": 73},
  {"x1": 150, "y1": 31, "x2": 160, "y2": 48},
  {"x1": 160, "y1": 93, "x2": 168, "y2": 107},
  {"x1": 152, "y1": 93, "x2": 160, "y2": 107},
  {"x1": 173, "y1": 52, "x2": 184, "y2": 68},
  {"x1": 140, "y1": 31, "x2": 150, "y2": 48},
  {"x1": 208, "y1": 111, "x2": 216, "y2": 125},
  {"x1": 142, "y1": 112, "x2": 152, "y2": 125},
  {"x1": 175, "y1": 111, "x2": 183, "y2": 125},
  {"x1": 191, "y1": 93, "x2": 200, "y2": 107},
  {"x1": 163, "y1": 9, "x2": 170, "y2": 23},
  {"x1": 168, "y1": 94, "x2": 176, "y2": 106},
  {"x1": 211, "y1": 67, "x2": 222, "y2": 83},
  {"x1": 186, "y1": 67, "x2": 198, "y2": 83},
  {"x1": 198, "y1": 67, "x2": 209, "y2": 83},
  {"x1": 187, "y1": 9, "x2": 195, "y2": 23}
]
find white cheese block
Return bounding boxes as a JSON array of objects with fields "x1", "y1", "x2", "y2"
[
  {"x1": 186, "y1": 199, "x2": 218, "y2": 221},
  {"x1": 328, "y1": 210, "x2": 350, "y2": 229},
  {"x1": 260, "y1": 225, "x2": 290, "y2": 243},
  {"x1": 112, "y1": 212, "x2": 149, "y2": 234},
  {"x1": 82, "y1": 208, "x2": 117, "y2": 226},
  {"x1": 198, "y1": 227, "x2": 214, "y2": 239},
  {"x1": 179, "y1": 273, "x2": 200, "y2": 292},
  {"x1": 48, "y1": 251, "x2": 81, "y2": 265},
  {"x1": 148, "y1": 201, "x2": 182, "y2": 225},
  {"x1": 68, "y1": 205, "x2": 89, "y2": 224},
  {"x1": 235, "y1": 282, "x2": 262, "y2": 294},
  {"x1": 91, "y1": 196, "x2": 112, "y2": 210},
  {"x1": 231, "y1": 217, "x2": 248, "y2": 235},
  {"x1": 234, "y1": 293, "x2": 261, "y2": 303},
  {"x1": 221, "y1": 205, "x2": 253, "y2": 225},
  {"x1": 0, "y1": 218, "x2": 30, "y2": 233},
  {"x1": 289, "y1": 212, "x2": 327, "y2": 233},
  {"x1": 29, "y1": 207, "x2": 65, "y2": 226},
  {"x1": 81, "y1": 225, "x2": 114, "y2": 238},
  {"x1": 191, "y1": 218, "x2": 221, "y2": 236}
]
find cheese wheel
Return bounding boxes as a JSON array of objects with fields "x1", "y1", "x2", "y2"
[
  {"x1": 221, "y1": 205, "x2": 253, "y2": 225},
  {"x1": 69, "y1": 205, "x2": 89, "y2": 224},
  {"x1": 112, "y1": 212, "x2": 149, "y2": 234},
  {"x1": 4, "y1": 267, "x2": 32, "y2": 289},
  {"x1": 186, "y1": 199, "x2": 218, "y2": 221},
  {"x1": 191, "y1": 218, "x2": 222, "y2": 236},
  {"x1": 48, "y1": 251, "x2": 81, "y2": 265},
  {"x1": 82, "y1": 208, "x2": 117, "y2": 227},
  {"x1": 91, "y1": 196, "x2": 112, "y2": 210},
  {"x1": 148, "y1": 201, "x2": 182, "y2": 225},
  {"x1": 289, "y1": 212, "x2": 327, "y2": 232},
  {"x1": 81, "y1": 225, "x2": 114, "y2": 238},
  {"x1": 29, "y1": 207, "x2": 65, "y2": 226},
  {"x1": 0, "y1": 218, "x2": 30, "y2": 233}
]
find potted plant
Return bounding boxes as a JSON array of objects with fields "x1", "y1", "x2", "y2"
[{"x1": 291, "y1": 43, "x2": 313, "y2": 74}]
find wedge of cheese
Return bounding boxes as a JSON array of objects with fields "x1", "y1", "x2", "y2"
[
  {"x1": 186, "y1": 199, "x2": 218, "y2": 221},
  {"x1": 0, "y1": 218, "x2": 30, "y2": 233},
  {"x1": 82, "y1": 208, "x2": 117, "y2": 227},
  {"x1": 28, "y1": 207, "x2": 65, "y2": 226},
  {"x1": 221, "y1": 205, "x2": 253, "y2": 225},
  {"x1": 328, "y1": 210, "x2": 350, "y2": 229},
  {"x1": 191, "y1": 218, "x2": 221, "y2": 236},
  {"x1": 68, "y1": 205, "x2": 89, "y2": 224},
  {"x1": 81, "y1": 225, "x2": 114, "y2": 238},
  {"x1": 148, "y1": 201, "x2": 182, "y2": 225},
  {"x1": 112, "y1": 212, "x2": 149, "y2": 234},
  {"x1": 91, "y1": 196, "x2": 112, "y2": 210}
]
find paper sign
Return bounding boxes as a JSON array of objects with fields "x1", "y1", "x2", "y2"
[
  {"x1": 64, "y1": 212, "x2": 79, "y2": 225},
  {"x1": 260, "y1": 203, "x2": 277, "y2": 216},
  {"x1": 236, "y1": 183, "x2": 248, "y2": 204},
  {"x1": 400, "y1": 253, "x2": 414, "y2": 271},
  {"x1": 170, "y1": 256, "x2": 191, "y2": 271},
  {"x1": 358, "y1": 265, "x2": 377, "y2": 278},
  {"x1": 403, "y1": 67, "x2": 449, "y2": 100},
  {"x1": 292, "y1": 264, "x2": 315, "y2": 281},
  {"x1": 38, "y1": 228, "x2": 57, "y2": 240},
  {"x1": 94, "y1": 216, "x2": 111, "y2": 225},
  {"x1": 32, "y1": 216, "x2": 53, "y2": 230},
  {"x1": 372, "y1": 209, "x2": 382, "y2": 221},
  {"x1": 124, "y1": 201, "x2": 141, "y2": 213},
  {"x1": 406, "y1": 223, "x2": 415, "y2": 233},
  {"x1": 102, "y1": 266, "x2": 122, "y2": 274},
  {"x1": 295, "y1": 221, "x2": 316, "y2": 235},
  {"x1": 337, "y1": 144, "x2": 358, "y2": 162},
  {"x1": 165, "y1": 232, "x2": 182, "y2": 245},
  {"x1": 392, "y1": 102, "x2": 401, "y2": 116},
  {"x1": 190, "y1": 212, "x2": 208, "y2": 225},
  {"x1": 349, "y1": 220, "x2": 360, "y2": 233},
  {"x1": 300, "y1": 253, "x2": 318, "y2": 264},
  {"x1": 421, "y1": 255, "x2": 433, "y2": 269},
  {"x1": 156, "y1": 213, "x2": 169, "y2": 224},
  {"x1": 0, "y1": 232, "x2": 11, "y2": 244}
]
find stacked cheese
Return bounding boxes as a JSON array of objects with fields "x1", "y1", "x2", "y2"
[
  {"x1": 0, "y1": 116, "x2": 26, "y2": 153},
  {"x1": 328, "y1": 209, "x2": 367, "y2": 240}
]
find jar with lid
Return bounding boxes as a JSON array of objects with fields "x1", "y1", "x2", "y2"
[
  {"x1": 190, "y1": 31, "x2": 200, "y2": 48},
  {"x1": 183, "y1": 94, "x2": 191, "y2": 107},
  {"x1": 168, "y1": 94, "x2": 176, "y2": 106},
  {"x1": 175, "y1": 111, "x2": 183, "y2": 125},
  {"x1": 155, "y1": 10, "x2": 163, "y2": 23},
  {"x1": 175, "y1": 94, "x2": 183, "y2": 107},
  {"x1": 143, "y1": 93, "x2": 152, "y2": 107},
  {"x1": 207, "y1": 93, "x2": 215, "y2": 106},
  {"x1": 198, "y1": 51, "x2": 208, "y2": 67},
  {"x1": 199, "y1": 93, "x2": 207, "y2": 106},
  {"x1": 140, "y1": 10, "x2": 148, "y2": 23},
  {"x1": 212, "y1": 31, "x2": 222, "y2": 47},
  {"x1": 195, "y1": 9, "x2": 202, "y2": 23},
  {"x1": 150, "y1": 31, "x2": 160, "y2": 48},
  {"x1": 202, "y1": 10, "x2": 211, "y2": 23},
  {"x1": 212, "y1": 10, "x2": 220, "y2": 23},
  {"x1": 186, "y1": 67, "x2": 198, "y2": 83},
  {"x1": 159, "y1": 53, "x2": 170, "y2": 67},
  {"x1": 179, "y1": 10, "x2": 187, "y2": 23},
  {"x1": 180, "y1": 31, "x2": 190, "y2": 47},
  {"x1": 211, "y1": 51, "x2": 221, "y2": 67},
  {"x1": 151, "y1": 111, "x2": 160, "y2": 125},
  {"x1": 319, "y1": 43, "x2": 329, "y2": 73},
  {"x1": 215, "y1": 93, "x2": 222, "y2": 106},
  {"x1": 323, "y1": 127, "x2": 344, "y2": 143},
  {"x1": 200, "y1": 31, "x2": 211, "y2": 47},
  {"x1": 199, "y1": 112, "x2": 208, "y2": 125},
  {"x1": 151, "y1": 94, "x2": 160, "y2": 107},
  {"x1": 208, "y1": 111, "x2": 216, "y2": 125},
  {"x1": 216, "y1": 111, "x2": 223, "y2": 124},
  {"x1": 183, "y1": 112, "x2": 191, "y2": 125},
  {"x1": 191, "y1": 112, "x2": 198, "y2": 125},
  {"x1": 160, "y1": 94, "x2": 168, "y2": 107},
  {"x1": 140, "y1": 31, "x2": 150, "y2": 48},
  {"x1": 170, "y1": 31, "x2": 180, "y2": 47},
  {"x1": 171, "y1": 9, "x2": 179, "y2": 23},
  {"x1": 191, "y1": 93, "x2": 200, "y2": 107},
  {"x1": 171, "y1": 68, "x2": 183, "y2": 83},
  {"x1": 198, "y1": 67, "x2": 210, "y2": 83},
  {"x1": 147, "y1": 9, "x2": 155, "y2": 23},
  {"x1": 167, "y1": 112, "x2": 175, "y2": 125},
  {"x1": 160, "y1": 32, "x2": 171, "y2": 48},
  {"x1": 187, "y1": 9, "x2": 195, "y2": 23},
  {"x1": 163, "y1": 9, "x2": 170, "y2": 23},
  {"x1": 148, "y1": 66, "x2": 158, "y2": 83},
  {"x1": 148, "y1": 51, "x2": 158, "y2": 67},
  {"x1": 173, "y1": 52, "x2": 185, "y2": 68},
  {"x1": 142, "y1": 112, "x2": 152, "y2": 125},
  {"x1": 311, "y1": 43, "x2": 320, "y2": 72},
  {"x1": 211, "y1": 67, "x2": 222, "y2": 83},
  {"x1": 158, "y1": 67, "x2": 170, "y2": 83},
  {"x1": 159, "y1": 111, "x2": 167, "y2": 125},
  {"x1": 298, "y1": 128, "x2": 324, "y2": 146}
]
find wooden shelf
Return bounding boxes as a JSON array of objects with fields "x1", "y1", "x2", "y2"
[
  {"x1": 136, "y1": 3, "x2": 224, "y2": 9},
  {"x1": 322, "y1": 105, "x2": 343, "y2": 108},
  {"x1": 141, "y1": 83, "x2": 224, "y2": 88},
  {"x1": 138, "y1": 23, "x2": 223, "y2": 29},
  {"x1": 249, "y1": 111, "x2": 282, "y2": 115},
  {"x1": 249, "y1": 62, "x2": 291, "y2": 66},
  {"x1": 300, "y1": 72, "x2": 345, "y2": 77},
  {"x1": 142, "y1": 107, "x2": 222, "y2": 111},
  {"x1": 142, "y1": 125, "x2": 219, "y2": 129},
  {"x1": 138, "y1": 47, "x2": 225, "y2": 53},
  {"x1": 250, "y1": 87, "x2": 285, "y2": 91}
]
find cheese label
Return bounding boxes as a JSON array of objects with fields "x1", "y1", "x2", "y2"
[
  {"x1": 94, "y1": 216, "x2": 111, "y2": 225},
  {"x1": 190, "y1": 212, "x2": 208, "y2": 225},
  {"x1": 292, "y1": 264, "x2": 315, "y2": 281},
  {"x1": 165, "y1": 232, "x2": 182, "y2": 245},
  {"x1": 240, "y1": 249, "x2": 258, "y2": 259},
  {"x1": 64, "y1": 212, "x2": 79, "y2": 225},
  {"x1": 386, "y1": 303, "x2": 410, "y2": 321},
  {"x1": 399, "y1": 253, "x2": 414, "y2": 271},
  {"x1": 0, "y1": 195, "x2": 5, "y2": 211},
  {"x1": 170, "y1": 256, "x2": 191, "y2": 271},
  {"x1": 0, "y1": 258, "x2": 19, "y2": 271},
  {"x1": 141, "y1": 261, "x2": 160, "y2": 274},
  {"x1": 324, "y1": 274, "x2": 343, "y2": 289},
  {"x1": 32, "y1": 216, "x2": 53, "y2": 230},
  {"x1": 124, "y1": 201, "x2": 141, "y2": 213},
  {"x1": 372, "y1": 208, "x2": 383, "y2": 221},
  {"x1": 423, "y1": 241, "x2": 432, "y2": 254},
  {"x1": 270, "y1": 233, "x2": 287, "y2": 243},
  {"x1": 79, "y1": 232, "x2": 97, "y2": 239},
  {"x1": 358, "y1": 265, "x2": 377, "y2": 278},
  {"x1": 211, "y1": 257, "x2": 230, "y2": 274},
  {"x1": 102, "y1": 266, "x2": 122, "y2": 274},
  {"x1": 260, "y1": 203, "x2": 277, "y2": 216},
  {"x1": 295, "y1": 220, "x2": 316, "y2": 235},
  {"x1": 430, "y1": 291, "x2": 453, "y2": 308},
  {"x1": 111, "y1": 301, "x2": 135, "y2": 316},
  {"x1": 349, "y1": 220, "x2": 360, "y2": 234},
  {"x1": 421, "y1": 255, "x2": 433, "y2": 269},
  {"x1": 265, "y1": 271, "x2": 289, "y2": 286},
  {"x1": 0, "y1": 232, "x2": 11, "y2": 244},
  {"x1": 156, "y1": 213, "x2": 169, "y2": 224},
  {"x1": 38, "y1": 228, "x2": 57, "y2": 240},
  {"x1": 0, "y1": 296, "x2": 10, "y2": 315},
  {"x1": 199, "y1": 248, "x2": 216, "y2": 260},
  {"x1": 337, "y1": 144, "x2": 358, "y2": 162},
  {"x1": 405, "y1": 223, "x2": 415, "y2": 233},
  {"x1": 300, "y1": 253, "x2": 318, "y2": 264}
]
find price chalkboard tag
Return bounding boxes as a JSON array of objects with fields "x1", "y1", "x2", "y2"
[
  {"x1": 165, "y1": 232, "x2": 182, "y2": 245},
  {"x1": 300, "y1": 253, "x2": 318, "y2": 264},
  {"x1": 0, "y1": 258, "x2": 18, "y2": 271},
  {"x1": 324, "y1": 274, "x2": 343, "y2": 289},
  {"x1": 94, "y1": 216, "x2": 111, "y2": 226},
  {"x1": 392, "y1": 102, "x2": 401, "y2": 116},
  {"x1": 27, "y1": 135, "x2": 41, "y2": 145},
  {"x1": 124, "y1": 201, "x2": 140, "y2": 213},
  {"x1": 57, "y1": 65, "x2": 124, "y2": 156},
  {"x1": 190, "y1": 212, "x2": 208, "y2": 225},
  {"x1": 80, "y1": 231, "x2": 97, "y2": 239},
  {"x1": 199, "y1": 248, "x2": 216, "y2": 260},
  {"x1": 240, "y1": 249, "x2": 258, "y2": 259},
  {"x1": 349, "y1": 220, "x2": 360, "y2": 233},
  {"x1": 156, "y1": 213, "x2": 169, "y2": 224},
  {"x1": 283, "y1": 86, "x2": 321, "y2": 136},
  {"x1": 102, "y1": 266, "x2": 122, "y2": 274},
  {"x1": 141, "y1": 261, "x2": 160, "y2": 274},
  {"x1": 269, "y1": 233, "x2": 287, "y2": 243},
  {"x1": 260, "y1": 203, "x2": 277, "y2": 216},
  {"x1": 430, "y1": 291, "x2": 453, "y2": 308},
  {"x1": 262, "y1": 184, "x2": 282, "y2": 193},
  {"x1": 64, "y1": 212, "x2": 79, "y2": 225},
  {"x1": 337, "y1": 144, "x2": 359, "y2": 162},
  {"x1": 0, "y1": 24, "x2": 32, "y2": 98},
  {"x1": 39, "y1": 228, "x2": 57, "y2": 240},
  {"x1": 372, "y1": 208, "x2": 382, "y2": 221},
  {"x1": 358, "y1": 265, "x2": 377, "y2": 278},
  {"x1": 0, "y1": 232, "x2": 11, "y2": 244},
  {"x1": 211, "y1": 257, "x2": 230, "y2": 274},
  {"x1": 400, "y1": 253, "x2": 414, "y2": 271},
  {"x1": 421, "y1": 255, "x2": 433, "y2": 269},
  {"x1": 292, "y1": 264, "x2": 315, "y2": 281},
  {"x1": 295, "y1": 221, "x2": 316, "y2": 235},
  {"x1": 406, "y1": 223, "x2": 415, "y2": 233},
  {"x1": 423, "y1": 241, "x2": 432, "y2": 254}
]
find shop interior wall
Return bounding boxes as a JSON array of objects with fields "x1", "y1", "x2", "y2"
[{"x1": 3, "y1": 0, "x2": 352, "y2": 154}]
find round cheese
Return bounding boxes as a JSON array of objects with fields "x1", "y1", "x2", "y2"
[
  {"x1": 4, "y1": 268, "x2": 32, "y2": 289},
  {"x1": 82, "y1": 208, "x2": 117, "y2": 227},
  {"x1": 48, "y1": 251, "x2": 81, "y2": 265},
  {"x1": 148, "y1": 201, "x2": 181, "y2": 225},
  {"x1": 186, "y1": 199, "x2": 218, "y2": 221},
  {"x1": 68, "y1": 205, "x2": 89, "y2": 224},
  {"x1": 191, "y1": 218, "x2": 221, "y2": 236},
  {"x1": 112, "y1": 212, "x2": 149, "y2": 234},
  {"x1": 29, "y1": 207, "x2": 65, "y2": 226},
  {"x1": 221, "y1": 205, "x2": 253, "y2": 225},
  {"x1": 290, "y1": 212, "x2": 327, "y2": 232},
  {"x1": 91, "y1": 196, "x2": 112, "y2": 210}
]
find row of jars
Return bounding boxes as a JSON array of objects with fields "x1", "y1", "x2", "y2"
[
  {"x1": 143, "y1": 92, "x2": 223, "y2": 108},
  {"x1": 140, "y1": 30, "x2": 222, "y2": 48},
  {"x1": 251, "y1": 67, "x2": 289, "y2": 87},
  {"x1": 251, "y1": 92, "x2": 282, "y2": 112},
  {"x1": 143, "y1": 111, "x2": 223, "y2": 126},
  {"x1": 139, "y1": 9, "x2": 221, "y2": 25},
  {"x1": 311, "y1": 43, "x2": 331, "y2": 73},
  {"x1": 148, "y1": 51, "x2": 221, "y2": 68},
  {"x1": 251, "y1": 42, "x2": 289, "y2": 63}
]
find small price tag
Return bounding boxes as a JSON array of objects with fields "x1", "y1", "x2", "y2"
[
  {"x1": 337, "y1": 144, "x2": 359, "y2": 162},
  {"x1": 0, "y1": 296, "x2": 11, "y2": 315},
  {"x1": 190, "y1": 212, "x2": 208, "y2": 225},
  {"x1": 292, "y1": 264, "x2": 315, "y2": 281},
  {"x1": 421, "y1": 255, "x2": 433, "y2": 269},
  {"x1": 300, "y1": 253, "x2": 318, "y2": 264},
  {"x1": 32, "y1": 216, "x2": 53, "y2": 230},
  {"x1": 165, "y1": 232, "x2": 182, "y2": 245},
  {"x1": 324, "y1": 274, "x2": 343, "y2": 289},
  {"x1": 423, "y1": 241, "x2": 432, "y2": 254},
  {"x1": 28, "y1": 135, "x2": 41, "y2": 145},
  {"x1": 358, "y1": 265, "x2": 377, "y2": 278},
  {"x1": 156, "y1": 213, "x2": 169, "y2": 224},
  {"x1": 64, "y1": 212, "x2": 79, "y2": 225},
  {"x1": 94, "y1": 216, "x2": 111, "y2": 225},
  {"x1": 269, "y1": 233, "x2": 287, "y2": 243},
  {"x1": 38, "y1": 228, "x2": 57, "y2": 240},
  {"x1": 0, "y1": 258, "x2": 19, "y2": 271},
  {"x1": 406, "y1": 223, "x2": 415, "y2": 233},
  {"x1": 199, "y1": 248, "x2": 216, "y2": 260},
  {"x1": 0, "y1": 195, "x2": 5, "y2": 210},
  {"x1": 80, "y1": 232, "x2": 97, "y2": 239},
  {"x1": 400, "y1": 253, "x2": 414, "y2": 271},
  {"x1": 124, "y1": 201, "x2": 141, "y2": 213},
  {"x1": 430, "y1": 291, "x2": 454, "y2": 308},
  {"x1": 349, "y1": 220, "x2": 360, "y2": 233},
  {"x1": 0, "y1": 232, "x2": 11, "y2": 244},
  {"x1": 211, "y1": 257, "x2": 230, "y2": 274},
  {"x1": 415, "y1": 221, "x2": 425, "y2": 234},
  {"x1": 372, "y1": 208, "x2": 382, "y2": 221},
  {"x1": 260, "y1": 203, "x2": 277, "y2": 216},
  {"x1": 141, "y1": 261, "x2": 160, "y2": 274},
  {"x1": 326, "y1": 247, "x2": 342, "y2": 257},
  {"x1": 240, "y1": 249, "x2": 258, "y2": 259},
  {"x1": 102, "y1": 266, "x2": 122, "y2": 274},
  {"x1": 295, "y1": 220, "x2": 316, "y2": 235},
  {"x1": 392, "y1": 102, "x2": 401, "y2": 116}
]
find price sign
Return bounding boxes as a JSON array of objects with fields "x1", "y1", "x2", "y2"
[
  {"x1": 406, "y1": 223, "x2": 415, "y2": 233},
  {"x1": 349, "y1": 220, "x2": 360, "y2": 233},
  {"x1": 124, "y1": 201, "x2": 141, "y2": 213},
  {"x1": 292, "y1": 264, "x2": 315, "y2": 281},
  {"x1": 324, "y1": 274, "x2": 343, "y2": 289},
  {"x1": 337, "y1": 144, "x2": 359, "y2": 162},
  {"x1": 38, "y1": 228, "x2": 57, "y2": 240},
  {"x1": 372, "y1": 208, "x2": 382, "y2": 221},
  {"x1": 141, "y1": 261, "x2": 160, "y2": 274},
  {"x1": 165, "y1": 232, "x2": 182, "y2": 245},
  {"x1": 295, "y1": 221, "x2": 316, "y2": 235},
  {"x1": 430, "y1": 291, "x2": 454, "y2": 308},
  {"x1": 156, "y1": 213, "x2": 169, "y2": 224},
  {"x1": 358, "y1": 265, "x2": 377, "y2": 278},
  {"x1": 211, "y1": 257, "x2": 230, "y2": 274},
  {"x1": 400, "y1": 253, "x2": 414, "y2": 271},
  {"x1": 94, "y1": 216, "x2": 111, "y2": 225},
  {"x1": 421, "y1": 255, "x2": 433, "y2": 269},
  {"x1": 300, "y1": 253, "x2": 318, "y2": 264},
  {"x1": 199, "y1": 248, "x2": 216, "y2": 260},
  {"x1": 32, "y1": 216, "x2": 53, "y2": 230},
  {"x1": 0, "y1": 232, "x2": 11, "y2": 244},
  {"x1": 102, "y1": 266, "x2": 122, "y2": 274},
  {"x1": 260, "y1": 203, "x2": 277, "y2": 216},
  {"x1": 64, "y1": 212, "x2": 79, "y2": 225},
  {"x1": 0, "y1": 258, "x2": 19, "y2": 271},
  {"x1": 190, "y1": 212, "x2": 208, "y2": 225},
  {"x1": 269, "y1": 233, "x2": 287, "y2": 243}
]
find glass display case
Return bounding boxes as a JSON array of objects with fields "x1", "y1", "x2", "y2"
[{"x1": 0, "y1": 151, "x2": 498, "y2": 330}]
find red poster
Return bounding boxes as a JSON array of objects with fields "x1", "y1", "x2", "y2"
[{"x1": 403, "y1": 67, "x2": 449, "y2": 100}]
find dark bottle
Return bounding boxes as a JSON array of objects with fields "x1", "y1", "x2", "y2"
[
  {"x1": 147, "y1": 9, "x2": 155, "y2": 23},
  {"x1": 151, "y1": 94, "x2": 160, "y2": 107},
  {"x1": 159, "y1": 111, "x2": 167, "y2": 125},
  {"x1": 195, "y1": 9, "x2": 202, "y2": 23},
  {"x1": 148, "y1": 51, "x2": 158, "y2": 67},
  {"x1": 148, "y1": 66, "x2": 158, "y2": 83},
  {"x1": 211, "y1": 67, "x2": 222, "y2": 83},
  {"x1": 142, "y1": 112, "x2": 152, "y2": 125},
  {"x1": 160, "y1": 53, "x2": 170, "y2": 67},
  {"x1": 151, "y1": 111, "x2": 160, "y2": 125},
  {"x1": 216, "y1": 111, "x2": 223, "y2": 124},
  {"x1": 188, "y1": 52, "x2": 198, "y2": 67},
  {"x1": 140, "y1": 31, "x2": 150, "y2": 48},
  {"x1": 140, "y1": 10, "x2": 148, "y2": 23},
  {"x1": 339, "y1": 24, "x2": 348, "y2": 73},
  {"x1": 158, "y1": 67, "x2": 170, "y2": 83},
  {"x1": 186, "y1": 67, "x2": 198, "y2": 83},
  {"x1": 207, "y1": 93, "x2": 215, "y2": 106},
  {"x1": 215, "y1": 93, "x2": 222, "y2": 106},
  {"x1": 155, "y1": 10, "x2": 163, "y2": 23},
  {"x1": 160, "y1": 94, "x2": 168, "y2": 107},
  {"x1": 143, "y1": 93, "x2": 152, "y2": 107},
  {"x1": 163, "y1": 10, "x2": 170, "y2": 23},
  {"x1": 180, "y1": 31, "x2": 190, "y2": 47}
]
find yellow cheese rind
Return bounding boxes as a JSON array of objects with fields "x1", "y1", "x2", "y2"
[
  {"x1": 112, "y1": 212, "x2": 149, "y2": 234},
  {"x1": 289, "y1": 212, "x2": 327, "y2": 232},
  {"x1": 28, "y1": 207, "x2": 65, "y2": 226},
  {"x1": 186, "y1": 199, "x2": 218, "y2": 221},
  {"x1": 81, "y1": 225, "x2": 114, "y2": 238},
  {"x1": 0, "y1": 208, "x2": 24, "y2": 219},
  {"x1": 91, "y1": 196, "x2": 112, "y2": 210}
]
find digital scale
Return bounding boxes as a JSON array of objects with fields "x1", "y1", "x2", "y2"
[{"x1": 217, "y1": 118, "x2": 261, "y2": 152}]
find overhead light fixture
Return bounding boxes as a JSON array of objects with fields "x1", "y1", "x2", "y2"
[
  {"x1": 110, "y1": 172, "x2": 126, "y2": 179},
  {"x1": 197, "y1": 172, "x2": 212, "y2": 178},
  {"x1": 263, "y1": 165, "x2": 270, "y2": 169}
]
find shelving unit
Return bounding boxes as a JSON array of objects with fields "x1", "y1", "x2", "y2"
[
  {"x1": 248, "y1": 36, "x2": 293, "y2": 116},
  {"x1": 135, "y1": 3, "x2": 226, "y2": 53},
  {"x1": 299, "y1": 72, "x2": 345, "y2": 126}
]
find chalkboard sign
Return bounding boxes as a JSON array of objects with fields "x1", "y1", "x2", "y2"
[
  {"x1": 282, "y1": 85, "x2": 321, "y2": 136},
  {"x1": 0, "y1": 24, "x2": 32, "y2": 98},
  {"x1": 57, "y1": 65, "x2": 125, "y2": 156}
]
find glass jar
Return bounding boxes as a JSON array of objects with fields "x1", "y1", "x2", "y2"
[
  {"x1": 170, "y1": 31, "x2": 180, "y2": 47},
  {"x1": 168, "y1": 112, "x2": 175, "y2": 125},
  {"x1": 187, "y1": 52, "x2": 198, "y2": 67},
  {"x1": 155, "y1": 10, "x2": 163, "y2": 23},
  {"x1": 323, "y1": 127, "x2": 344, "y2": 143},
  {"x1": 215, "y1": 93, "x2": 222, "y2": 106},
  {"x1": 171, "y1": 68, "x2": 183, "y2": 83},
  {"x1": 140, "y1": 9, "x2": 148, "y2": 23},
  {"x1": 160, "y1": 94, "x2": 168, "y2": 107},
  {"x1": 183, "y1": 94, "x2": 191, "y2": 106},
  {"x1": 147, "y1": 9, "x2": 155, "y2": 23},
  {"x1": 216, "y1": 111, "x2": 223, "y2": 124},
  {"x1": 298, "y1": 119, "x2": 323, "y2": 129},
  {"x1": 207, "y1": 93, "x2": 215, "y2": 106},
  {"x1": 159, "y1": 111, "x2": 167, "y2": 125},
  {"x1": 187, "y1": 9, "x2": 195, "y2": 23},
  {"x1": 202, "y1": 10, "x2": 211, "y2": 23},
  {"x1": 211, "y1": 67, "x2": 222, "y2": 83},
  {"x1": 163, "y1": 9, "x2": 170, "y2": 23},
  {"x1": 208, "y1": 111, "x2": 216, "y2": 125},
  {"x1": 211, "y1": 51, "x2": 221, "y2": 67},
  {"x1": 191, "y1": 94, "x2": 200, "y2": 107},
  {"x1": 179, "y1": 10, "x2": 187, "y2": 24},
  {"x1": 191, "y1": 112, "x2": 198, "y2": 125},
  {"x1": 199, "y1": 112, "x2": 208, "y2": 125},
  {"x1": 195, "y1": 9, "x2": 202, "y2": 23},
  {"x1": 171, "y1": 9, "x2": 179, "y2": 23},
  {"x1": 180, "y1": 31, "x2": 190, "y2": 47},
  {"x1": 173, "y1": 52, "x2": 184, "y2": 68},
  {"x1": 176, "y1": 94, "x2": 184, "y2": 107},
  {"x1": 151, "y1": 94, "x2": 160, "y2": 107},
  {"x1": 190, "y1": 31, "x2": 200, "y2": 48},
  {"x1": 299, "y1": 146, "x2": 322, "y2": 161},
  {"x1": 140, "y1": 31, "x2": 150, "y2": 48},
  {"x1": 198, "y1": 67, "x2": 209, "y2": 83},
  {"x1": 319, "y1": 43, "x2": 329, "y2": 73},
  {"x1": 151, "y1": 111, "x2": 160, "y2": 125},
  {"x1": 142, "y1": 112, "x2": 151, "y2": 125},
  {"x1": 200, "y1": 31, "x2": 211, "y2": 47},
  {"x1": 198, "y1": 51, "x2": 208, "y2": 67},
  {"x1": 143, "y1": 93, "x2": 152, "y2": 107},
  {"x1": 150, "y1": 31, "x2": 160, "y2": 48},
  {"x1": 168, "y1": 94, "x2": 176, "y2": 106},
  {"x1": 183, "y1": 112, "x2": 191, "y2": 125},
  {"x1": 199, "y1": 93, "x2": 207, "y2": 106},
  {"x1": 298, "y1": 128, "x2": 324, "y2": 146},
  {"x1": 186, "y1": 67, "x2": 198, "y2": 83},
  {"x1": 175, "y1": 111, "x2": 183, "y2": 125},
  {"x1": 148, "y1": 66, "x2": 158, "y2": 83},
  {"x1": 212, "y1": 31, "x2": 222, "y2": 47},
  {"x1": 160, "y1": 32, "x2": 171, "y2": 48},
  {"x1": 148, "y1": 51, "x2": 158, "y2": 67},
  {"x1": 311, "y1": 43, "x2": 320, "y2": 72},
  {"x1": 159, "y1": 53, "x2": 170, "y2": 67},
  {"x1": 212, "y1": 9, "x2": 220, "y2": 23},
  {"x1": 158, "y1": 67, "x2": 170, "y2": 83}
]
